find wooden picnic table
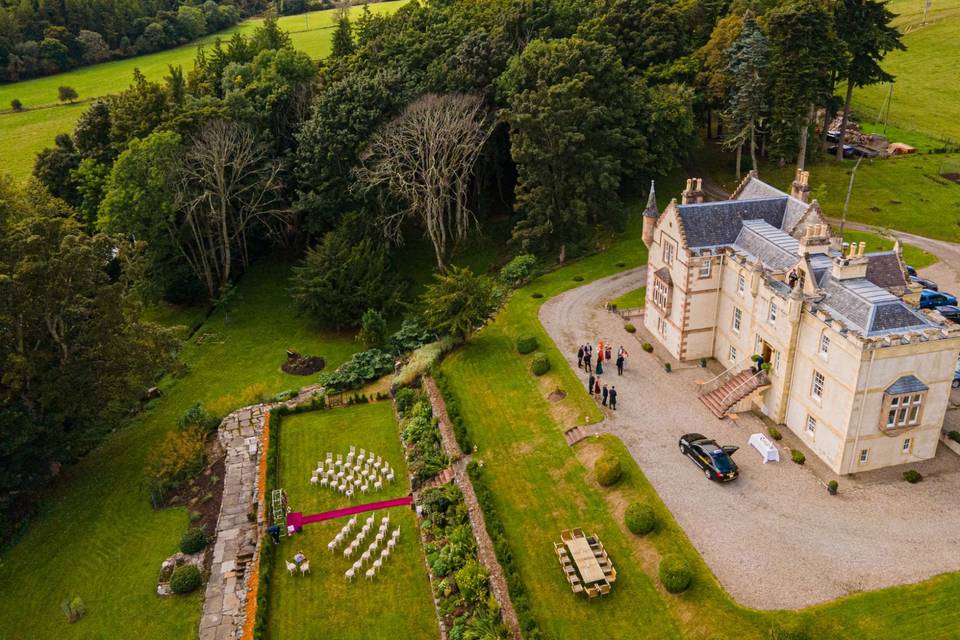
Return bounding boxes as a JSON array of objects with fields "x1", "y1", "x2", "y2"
[{"x1": 566, "y1": 537, "x2": 605, "y2": 584}]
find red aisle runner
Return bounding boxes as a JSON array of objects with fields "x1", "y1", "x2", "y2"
[{"x1": 286, "y1": 496, "x2": 413, "y2": 529}]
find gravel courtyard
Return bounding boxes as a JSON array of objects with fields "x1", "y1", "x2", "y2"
[{"x1": 540, "y1": 267, "x2": 960, "y2": 610}]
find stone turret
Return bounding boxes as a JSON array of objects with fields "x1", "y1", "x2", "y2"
[{"x1": 641, "y1": 181, "x2": 659, "y2": 248}]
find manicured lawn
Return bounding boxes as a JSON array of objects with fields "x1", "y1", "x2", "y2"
[
  {"x1": 266, "y1": 402, "x2": 436, "y2": 640},
  {"x1": 439, "y1": 190, "x2": 960, "y2": 638},
  {"x1": 698, "y1": 141, "x2": 960, "y2": 243},
  {"x1": 0, "y1": 257, "x2": 360, "y2": 639},
  {"x1": 840, "y1": 229, "x2": 937, "y2": 268},
  {"x1": 0, "y1": 0, "x2": 410, "y2": 181},
  {"x1": 851, "y1": 0, "x2": 960, "y2": 142},
  {"x1": 610, "y1": 286, "x2": 645, "y2": 310}
]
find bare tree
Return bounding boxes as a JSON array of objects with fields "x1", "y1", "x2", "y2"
[
  {"x1": 355, "y1": 93, "x2": 493, "y2": 270},
  {"x1": 172, "y1": 119, "x2": 287, "y2": 299}
]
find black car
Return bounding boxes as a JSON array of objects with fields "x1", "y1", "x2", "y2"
[
  {"x1": 911, "y1": 275, "x2": 939, "y2": 291},
  {"x1": 936, "y1": 305, "x2": 960, "y2": 324},
  {"x1": 679, "y1": 433, "x2": 739, "y2": 482},
  {"x1": 906, "y1": 265, "x2": 917, "y2": 277}
]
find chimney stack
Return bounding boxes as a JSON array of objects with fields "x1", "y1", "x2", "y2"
[
  {"x1": 798, "y1": 223, "x2": 831, "y2": 256},
  {"x1": 832, "y1": 240, "x2": 869, "y2": 280},
  {"x1": 681, "y1": 178, "x2": 705, "y2": 205},
  {"x1": 790, "y1": 169, "x2": 811, "y2": 203}
]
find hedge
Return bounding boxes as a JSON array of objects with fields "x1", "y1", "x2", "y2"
[
  {"x1": 516, "y1": 335, "x2": 538, "y2": 355},
  {"x1": 467, "y1": 461, "x2": 543, "y2": 640},
  {"x1": 658, "y1": 554, "x2": 692, "y2": 593},
  {"x1": 594, "y1": 453, "x2": 622, "y2": 487},
  {"x1": 432, "y1": 370, "x2": 473, "y2": 454},
  {"x1": 530, "y1": 352, "x2": 550, "y2": 376},
  {"x1": 624, "y1": 502, "x2": 655, "y2": 535}
]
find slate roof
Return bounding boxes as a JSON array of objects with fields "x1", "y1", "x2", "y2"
[
  {"x1": 865, "y1": 251, "x2": 908, "y2": 289},
  {"x1": 733, "y1": 220, "x2": 800, "y2": 272},
  {"x1": 676, "y1": 197, "x2": 788, "y2": 248},
  {"x1": 885, "y1": 375, "x2": 929, "y2": 395},
  {"x1": 737, "y1": 176, "x2": 812, "y2": 233},
  {"x1": 818, "y1": 274, "x2": 931, "y2": 336},
  {"x1": 654, "y1": 267, "x2": 672, "y2": 286}
]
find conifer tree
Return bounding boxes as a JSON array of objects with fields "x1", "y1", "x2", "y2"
[{"x1": 723, "y1": 13, "x2": 769, "y2": 179}]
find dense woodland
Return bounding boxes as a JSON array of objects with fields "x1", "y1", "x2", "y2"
[
  {"x1": 0, "y1": 0, "x2": 283, "y2": 82},
  {"x1": 0, "y1": 0, "x2": 901, "y2": 541}
]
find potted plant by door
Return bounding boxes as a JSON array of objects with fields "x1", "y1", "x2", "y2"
[{"x1": 827, "y1": 480, "x2": 838, "y2": 495}]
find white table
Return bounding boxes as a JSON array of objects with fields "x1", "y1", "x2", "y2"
[{"x1": 748, "y1": 433, "x2": 780, "y2": 463}]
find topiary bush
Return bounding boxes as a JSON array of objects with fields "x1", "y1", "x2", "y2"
[
  {"x1": 903, "y1": 469, "x2": 923, "y2": 483},
  {"x1": 624, "y1": 323, "x2": 636, "y2": 333},
  {"x1": 642, "y1": 342, "x2": 653, "y2": 353},
  {"x1": 170, "y1": 565, "x2": 202, "y2": 594},
  {"x1": 658, "y1": 554, "x2": 692, "y2": 593},
  {"x1": 624, "y1": 502, "x2": 656, "y2": 535},
  {"x1": 790, "y1": 449, "x2": 805, "y2": 465},
  {"x1": 664, "y1": 362, "x2": 672, "y2": 373},
  {"x1": 516, "y1": 335, "x2": 538, "y2": 354},
  {"x1": 594, "y1": 453, "x2": 622, "y2": 487},
  {"x1": 180, "y1": 526, "x2": 210, "y2": 554},
  {"x1": 768, "y1": 427, "x2": 782, "y2": 440},
  {"x1": 948, "y1": 430, "x2": 960, "y2": 444},
  {"x1": 531, "y1": 352, "x2": 550, "y2": 376}
]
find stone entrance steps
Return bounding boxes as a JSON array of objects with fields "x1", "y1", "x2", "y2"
[
  {"x1": 564, "y1": 425, "x2": 598, "y2": 446},
  {"x1": 700, "y1": 369, "x2": 769, "y2": 418},
  {"x1": 418, "y1": 466, "x2": 455, "y2": 491}
]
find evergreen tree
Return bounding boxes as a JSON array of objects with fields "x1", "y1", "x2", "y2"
[
  {"x1": 420, "y1": 266, "x2": 497, "y2": 340},
  {"x1": 766, "y1": 0, "x2": 842, "y2": 168},
  {"x1": 723, "y1": 13, "x2": 769, "y2": 179},
  {"x1": 331, "y1": 14, "x2": 354, "y2": 58},
  {"x1": 834, "y1": 0, "x2": 904, "y2": 159}
]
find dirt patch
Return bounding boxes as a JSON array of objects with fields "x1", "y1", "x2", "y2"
[
  {"x1": 942, "y1": 172, "x2": 960, "y2": 184},
  {"x1": 164, "y1": 439, "x2": 227, "y2": 549},
  {"x1": 281, "y1": 351, "x2": 325, "y2": 375},
  {"x1": 548, "y1": 389, "x2": 567, "y2": 402}
]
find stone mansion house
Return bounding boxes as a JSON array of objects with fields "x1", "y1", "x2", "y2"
[{"x1": 641, "y1": 171, "x2": 960, "y2": 474}]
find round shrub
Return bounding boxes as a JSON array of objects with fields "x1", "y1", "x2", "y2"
[
  {"x1": 531, "y1": 352, "x2": 550, "y2": 376},
  {"x1": 531, "y1": 292, "x2": 544, "y2": 299},
  {"x1": 180, "y1": 526, "x2": 210, "y2": 554},
  {"x1": 767, "y1": 427, "x2": 782, "y2": 441},
  {"x1": 624, "y1": 323, "x2": 636, "y2": 333},
  {"x1": 516, "y1": 335, "x2": 538, "y2": 355},
  {"x1": 903, "y1": 469, "x2": 923, "y2": 483},
  {"x1": 658, "y1": 554, "x2": 692, "y2": 593},
  {"x1": 642, "y1": 342, "x2": 653, "y2": 353},
  {"x1": 594, "y1": 453, "x2": 622, "y2": 487},
  {"x1": 170, "y1": 565, "x2": 202, "y2": 594},
  {"x1": 624, "y1": 502, "x2": 656, "y2": 535},
  {"x1": 573, "y1": 275, "x2": 584, "y2": 282},
  {"x1": 790, "y1": 449, "x2": 805, "y2": 465},
  {"x1": 615, "y1": 262, "x2": 626, "y2": 268}
]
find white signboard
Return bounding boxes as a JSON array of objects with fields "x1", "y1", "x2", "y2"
[{"x1": 748, "y1": 433, "x2": 780, "y2": 463}]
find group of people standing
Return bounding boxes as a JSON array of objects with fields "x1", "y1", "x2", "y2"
[{"x1": 578, "y1": 341, "x2": 627, "y2": 410}]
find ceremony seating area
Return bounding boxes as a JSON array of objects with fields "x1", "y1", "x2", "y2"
[
  {"x1": 556, "y1": 528, "x2": 616, "y2": 599},
  {"x1": 339, "y1": 515, "x2": 402, "y2": 583},
  {"x1": 311, "y1": 447, "x2": 396, "y2": 500}
]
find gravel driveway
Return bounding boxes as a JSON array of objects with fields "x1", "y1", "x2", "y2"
[{"x1": 540, "y1": 267, "x2": 960, "y2": 610}]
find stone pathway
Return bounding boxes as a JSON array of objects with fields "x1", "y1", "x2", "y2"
[
  {"x1": 422, "y1": 377, "x2": 522, "y2": 640},
  {"x1": 199, "y1": 403, "x2": 271, "y2": 640}
]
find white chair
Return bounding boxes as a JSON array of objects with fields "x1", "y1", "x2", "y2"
[
  {"x1": 387, "y1": 539, "x2": 396, "y2": 550},
  {"x1": 337, "y1": 471, "x2": 345, "y2": 479},
  {"x1": 352, "y1": 560, "x2": 362, "y2": 571},
  {"x1": 286, "y1": 561, "x2": 297, "y2": 575},
  {"x1": 386, "y1": 472, "x2": 395, "y2": 483},
  {"x1": 366, "y1": 515, "x2": 375, "y2": 526},
  {"x1": 374, "y1": 480, "x2": 383, "y2": 492},
  {"x1": 360, "y1": 484, "x2": 369, "y2": 494},
  {"x1": 336, "y1": 453, "x2": 343, "y2": 463},
  {"x1": 373, "y1": 558, "x2": 382, "y2": 573},
  {"x1": 344, "y1": 545, "x2": 354, "y2": 558},
  {"x1": 375, "y1": 532, "x2": 384, "y2": 543},
  {"x1": 361, "y1": 550, "x2": 371, "y2": 563},
  {"x1": 345, "y1": 567, "x2": 355, "y2": 582},
  {"x1": 381, "y1": 547, "x2": 390, "y2": 558},
  {"x1": 392, "y1": 528, "x2": 400, "y2": 540},
  {"x1": 310, "y1": 476, "x2": 319, "y2": 486},
  {"x1": 365, "y1": 568, "x2": 375, "y2": 581},
  {"x1": 299, "y1": 561, "x2": 311, "y2": 575},
  {"x1": 326, "y1": 452, "x2": 333, "y2": 462},
  {"x1": 382, "y1": 516, "x2": 390, "y2": 526},
  {"x1": 327, "y1": 540, "x2": 337, "y2": 552},
  {"x1": 345, "y1": 489, "x2": 354, "y2": 500},
  {"x1": 320, "y1": 477, "x2": 329, "y2": 488}
]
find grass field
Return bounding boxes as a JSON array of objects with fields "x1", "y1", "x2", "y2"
[
  {"x1": 0, "y1": 1, "x2": 409, "y2": 181},
  {"x1": 439, "y1": 192, "x2": 960, "y2": 638},
  {"x1": 851, "y1": 0, "x2": 960, "y2": 142},
  {"x1": 610, "y1": 286, "x2": 645, "y2": 310},
  {"x1": 698, "y1": 141, "x2": 960, "y2": 243},
  {"x1": 0, "y1": 257, "x2": 360, "y2": 639},
  {"x1": 266, "y1": 402, "x2": 436, "y2": 640}
]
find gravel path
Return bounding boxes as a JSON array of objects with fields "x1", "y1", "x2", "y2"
[{"x1": 539, "y1": 268, "x2": 960, "y2": 610}]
